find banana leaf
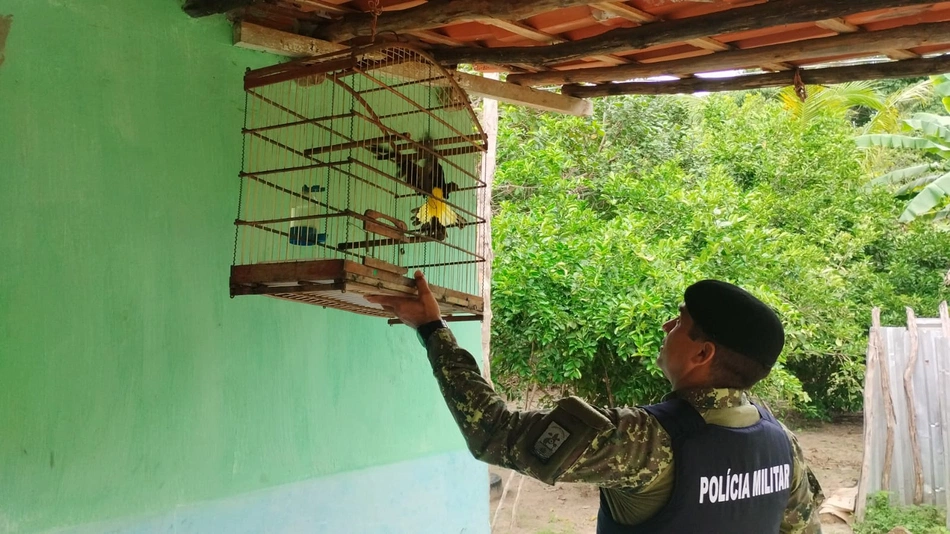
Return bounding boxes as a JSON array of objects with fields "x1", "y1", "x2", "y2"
[
  {"x1": 855, "y1": 134, "x2": 950, "y2": 154},
  {"x1": 896, "y1": 174, "x2": 941, "y2": 195},
  {"x1": 899, "y1": 171, "x2": 950, "y2": 222},
  {"x1": 868, "y1": 163, "x2": 937, "y2": 187}
]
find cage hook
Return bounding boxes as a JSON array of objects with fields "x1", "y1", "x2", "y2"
[
  {"x1": 793, "y1": 68, "x2": 807, "y2": 102},
  {"x1": 368, "y1": 0, "x2": 383, "y2": 43}
]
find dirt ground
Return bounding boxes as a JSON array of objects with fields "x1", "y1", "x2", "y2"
[{"x1": 487, "y1": 419, "x2": 864, "y2": 534}]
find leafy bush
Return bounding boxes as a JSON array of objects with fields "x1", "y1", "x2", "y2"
[
  {"x1": 491, "y1": 91, "x2": 950, "y2": 416},
  {"x1": 855, "y1": 492, "x2": 950, "y2": 534}
]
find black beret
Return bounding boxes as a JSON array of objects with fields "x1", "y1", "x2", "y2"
[{"x1": 684, "y1": 280, "x2": 785, "y2": 369}]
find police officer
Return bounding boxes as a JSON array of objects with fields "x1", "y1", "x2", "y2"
[{"x1": 367, "y1": 272, "x2": 824, "y2": 533}]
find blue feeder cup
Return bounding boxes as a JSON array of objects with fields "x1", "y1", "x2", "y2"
[{"x1": 289, "y1": 184, "x2": 326, "y2": 246}]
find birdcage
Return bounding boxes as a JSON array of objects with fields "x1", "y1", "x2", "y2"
[{"x1": 229, "y1": 43, "x2": 487, "y2": 320}]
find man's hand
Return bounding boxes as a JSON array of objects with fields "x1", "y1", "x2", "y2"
[{"x1": 365, "y1": 270, "x2": 443, "y2": 329}]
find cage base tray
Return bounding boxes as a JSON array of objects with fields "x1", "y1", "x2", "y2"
[{"x1": 230, "y1": 259, "x2": 483, "y2": 319}]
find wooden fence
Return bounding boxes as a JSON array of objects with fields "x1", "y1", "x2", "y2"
[{"x1": 856, "y1": 302, "x2": 950, "y2": 525}]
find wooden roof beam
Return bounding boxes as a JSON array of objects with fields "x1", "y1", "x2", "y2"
[
  {"x1": 593, "y1": 2, "x2": 735, "y2": 53},
  {"x1": 688, "y1": 37, "x2": 732, "y2": 52},
  {"x1": 506, "y1": 20, "x2": 950, "y2": 86},
  {"x1": 233, "y1": 22, "x2": 593, "y2": 116},
  {"x1": 235, "y1": 20, "x2": 345, "y2": 55},
  {"x1": 561, "y1": 54, "x2": 950, "y2": 97},
  {"x1": 815, "y1": 18, "x2": 861, "y2": 33},
  {"x1": 886, "y1": 49, "x2": 922, "y2": 59},
  {"x1": 292, "y1": 0, "x2": 354, "y2": 16},
  {"x1": 761, "y1": 62, "x2": 795, "y2": 72},
  {"x1": 405, "y1": 29, "x2": 468, "y2": 47},
  {"x1": 593, "y1": 4, "x2": 747, "y2": 69},
  {"x1": 452, "y1": 72, "x2": 593, "y2": 116},
  {"x1": 184, "y1": 0, "x2": 262, "y2": 17},
  {"x1": 430, "y1": 0, "x2": 939, "y2": 67},
  {"x1": 591, "y1": 2, "x2": 656, "y2": 23},
  {"x1": 481, "y1": 19, "x2": 629, "y2": 65},
  {"x1": 311, "y1": 0, "x2": 607, "y2": 43}
]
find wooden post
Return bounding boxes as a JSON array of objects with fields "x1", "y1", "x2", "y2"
[
  {"x1": 940, "y1": 301, "x2": 950, "y2": 339},
  {"x1": 856, "y1": 307, "x2": 881, "y2": 520},
  {"x1": 477, "y1": 72, "x2": 498, "y2": 384},
  {"x1": 905, "y1": 307, "x2": 925, "y2": 504},
  {"x1": 939, "y1": 301, "x2": 950, "y2": 523},
  {"x1": 875, "y1": 308, "x2": 899, "y2": 492}
]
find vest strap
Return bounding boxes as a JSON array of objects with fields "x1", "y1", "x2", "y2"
[{"x1": 641, "y1": 397, "x2": 706, "y2": 442}]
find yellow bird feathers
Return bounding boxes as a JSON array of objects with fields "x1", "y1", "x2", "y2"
[{"x1": 412, "y1": 186, "x2": 467, "y2": 241}]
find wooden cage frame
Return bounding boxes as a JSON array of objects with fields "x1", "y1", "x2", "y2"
[{"x1": 229, "y1": 43, "x2": 487, "y2": 321}]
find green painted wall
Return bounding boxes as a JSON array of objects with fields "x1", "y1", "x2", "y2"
[{"x1": 0, "y1": 1, "x2": 480, "y2": 532}]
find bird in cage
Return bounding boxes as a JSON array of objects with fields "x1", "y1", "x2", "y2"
[
  {"x1": 369, "y1": 135, "x2": 464, "y2": 241},
  {"x1": 411, "y1": 185, "x2": 466, "y2": 241},
  {"x1": 368, "y1": 135, "x2": 457, "y2": 196}
]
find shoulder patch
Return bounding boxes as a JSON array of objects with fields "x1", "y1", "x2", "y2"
[
  {"x1": 533, "y1": 422, "x2": 571, "y2": 462},
  {"x1": 555, "y1": 396, "x2": 614, "y2": 431}
]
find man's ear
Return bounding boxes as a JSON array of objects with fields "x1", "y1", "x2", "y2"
[{"x1": 694, "y1": 341, "x2": 717, "y2": 366}]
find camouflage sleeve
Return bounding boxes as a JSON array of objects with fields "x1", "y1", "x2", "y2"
[
  {"x1": 779, "y1": 424, "x2": 825, "y2": 534},
  {"x1": 426, "y1": 328, "x2": 670, "y2": 489}
]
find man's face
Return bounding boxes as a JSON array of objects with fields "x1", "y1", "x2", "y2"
[{"x1": 657, "y1": 305, "x2": 702, "y2": 385}]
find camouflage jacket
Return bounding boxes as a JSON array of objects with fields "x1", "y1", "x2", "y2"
[{"x1": 426, "y1": 328, "x2": 825, "y2": 532}]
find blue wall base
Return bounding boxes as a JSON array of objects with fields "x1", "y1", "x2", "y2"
[{"x1": 49, "y1": 452, "x2": 489, "y2": 534}]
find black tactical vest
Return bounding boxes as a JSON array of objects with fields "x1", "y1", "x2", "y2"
[{"x1": 597, "y1": 398, "x2": 793, "y2": 534}]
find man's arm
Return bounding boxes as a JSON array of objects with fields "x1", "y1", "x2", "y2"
[
  {"x1": 365, "y1": 271, "x2": 671, "y2": 488},
  {"x1": 426, "y1": 327, "x2": 671, "y2": 488},
  {"x1": 779, "y1": 425, "x2": 825, "y2": 533}
]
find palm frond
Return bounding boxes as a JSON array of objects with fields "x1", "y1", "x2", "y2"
[
  {"x1": 886, "y1": 79, "x2": 934, "y2": 108},
  {"x1": 778, "y1": 82, "x2": 882, "y2": 123},
  {"x1": 866, "y1": 79, "x2": 934, "y2": 134}
]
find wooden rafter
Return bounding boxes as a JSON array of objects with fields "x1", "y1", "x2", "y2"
[
  {"x1": 815, "y1": 18, "x2": 861, "y2": 33},
  {"x1": 405, "y1": 29, "x2": 467, "y2": 47},
  {"x1": 429, "y1": 0, "x2": 939, "y2": 67},
  {"x1": 560, "y1": 55, "x2": 950, "y2": 97},
  {"x1": 233, "y1": 21, "x2": 593, "y2": 115},
  {"x1": 483, "y1": 19, "x2": 561, "y2": 45},
  {"x1": 235, "y1": 20, "x2": 345, "y2": 55},
  {"x1": 184, "y1": 0, "x2": 262, "y2": 17},
  {"x1": 593, "y1": 2, "x2": 734, "y2": 53},
  {"x1": 688, "y1": 37, "x2": 732, "y2": 52},
  {"x1": 294, "y1": 0, "x2": 352, "y2": 15},
  {"x1": 761, "y1": 62, "x2": 795, "y2": 72},
  {"x1": 507, "y1": 20, "x2": 950, "y2": 86},
  {"x1": 812, "y1": 17, "x2": 921, "y2": 69},
  {"x1": 311, "y1": 0, "x2": 607, "y2": 43},
  {"x1": 453, "y1": 71, "x2": 592, "y2": 115},
  {"x1": 479, "y1": 19, "x2": 629, "y2": 66},
  {"x1": 591, "y1": 2, "x2": 655, "y2": 24},
  {"x1": 886, "y1": 49, "x2": 922, "y2": 59}
]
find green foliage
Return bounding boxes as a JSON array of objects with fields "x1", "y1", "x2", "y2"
[
  {"x1": 855, "y1": 74, "x2": 950, "y2": 223},
  {"x1": 777, "y1": 81, "x2": 882, "y2": 124},
  {"x1": 854, "y1": 492, "x2": 950, "y2": 534},
  {"x1": 857, "y1": 113, "x2": 950, "y2": 222},
  {"x1": 491, "y1": 87, "x2": 950, "y2": 416},
  {"x1": 936, "y1": 74, "x2": 950, "y2": 113}
]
